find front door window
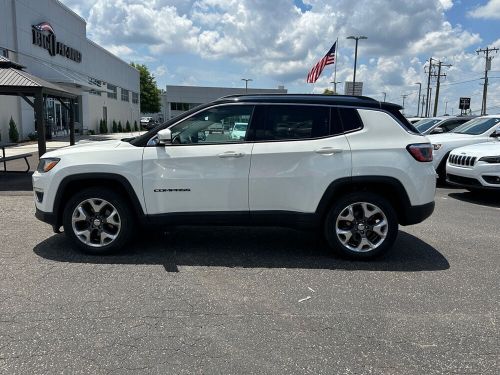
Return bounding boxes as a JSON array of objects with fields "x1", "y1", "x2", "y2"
[{"x1": 168, "y1": 105, "x2": 254, "y2": 144}]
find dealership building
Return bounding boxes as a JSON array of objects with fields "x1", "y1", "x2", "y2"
[
  {"x1": 0, "y1": 0, "x2": 140, "y2": 141},
  {"x1": 157, "y1": 85, "x2": 288, "y2": 122}
]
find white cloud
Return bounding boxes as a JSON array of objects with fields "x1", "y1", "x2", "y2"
[
  {"x1": 468, "y1": 0, "x2": 500, "y2": 19},
  {"x1": 58, "y1": 0, "x2": 499, "y2": 115}
]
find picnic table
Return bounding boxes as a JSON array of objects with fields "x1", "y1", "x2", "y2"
[{"x1": 0, "y1": 142, "x2": 33, "y2": 172}]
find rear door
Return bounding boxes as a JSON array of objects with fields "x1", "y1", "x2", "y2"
[{"x1": 249, "y1": 105, "x2": 351, "y2": 213}]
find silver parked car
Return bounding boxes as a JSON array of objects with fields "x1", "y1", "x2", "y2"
[{"x1": 415, "y1": 116, "x2": 476, "y2": 135}]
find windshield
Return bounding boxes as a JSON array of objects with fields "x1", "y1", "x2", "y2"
[
  {"x1": 452, "y1": 117, "x2": 500, "y2": 135},
  {"x1": 415, "y1": 118, "x2": 442, "y2": 133}
]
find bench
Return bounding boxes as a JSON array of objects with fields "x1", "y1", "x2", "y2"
[{"x1": 0, "y1": 153, "x2": 33, "y2": 173}]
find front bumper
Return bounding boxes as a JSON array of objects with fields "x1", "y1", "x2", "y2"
[
  {"x1": 446, "y1": 162, "x2": 500, "y2": 189},
  {"x1": 35, "y1": 207, "x2": 58, "y2": 226}
]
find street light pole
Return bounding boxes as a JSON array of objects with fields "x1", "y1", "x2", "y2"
[
  {"x1": 347, "y1": 36, "x2": 367, "y2": 95},
  {"x1": 330, "y1": 81, "x2": 341, "y2": 94},
  {"x1": 414, "y1": 82, "x2": 422, "y2": 117},
  {"x1": 241, "y1": 78, "x2": 253, "y2": 92},
  {"x1": 381, "y1": 92, "x2": 387, "y2": 102}
]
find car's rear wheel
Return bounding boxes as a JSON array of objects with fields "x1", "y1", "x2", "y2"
[
  {"x1": 324, "y1": 192, "x2": 398, "y2": 259},
  {"x1": 62, "y1": 187, "x2": 134, "y2": 254}
]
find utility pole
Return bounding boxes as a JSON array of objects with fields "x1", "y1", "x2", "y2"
[
  {"x1": 477, "y1": 46, "x2": 499, "y2": 115},
  {"x1": 401, "y1": 94, "x2": 408, "y2": 114},
  {"x1": 431, "y1": 60, "x2": 452, "y2": 117},
  {"x1": 414, "y1": 82, "x2": 422, "y2": 117},
  {"x1": 381, "y1": 92, "x2": 387, "y2": 102},
  {"x1": 427, "y1": 87, "x2": 433, "y2": 117},
  {"x1": 424, "y1": 57, "x2": 434, "y2": 117}
]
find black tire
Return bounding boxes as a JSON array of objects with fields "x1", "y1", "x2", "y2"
[
  {"x1": 62, "y1": 187, "x2": 134, "y2": 254},
  {"x1": 324, "y1": 192, "x2": 398, "y2": 260},
  {"x1": 436, "y1": 154, "x2": 450, "y2": 182}
]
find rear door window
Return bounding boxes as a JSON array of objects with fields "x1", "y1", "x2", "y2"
[
  {"x1": 256, "y1": 105, "x2": 330, "y2": 141},
  {"x1": 337, "y1": 107, "x2": 363, "y2": 133}
]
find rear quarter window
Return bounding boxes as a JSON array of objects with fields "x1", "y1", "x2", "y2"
[{"x1": 337, "y1": 107, "x2": 363, "y2": 133}]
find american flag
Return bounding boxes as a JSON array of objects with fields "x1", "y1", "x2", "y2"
[
  {"x1": 306, "y1": 42, "x2": 336, "y2": 83},
  {"x1": 34, "y1": 22, "x2": 55, "y2": 34}
]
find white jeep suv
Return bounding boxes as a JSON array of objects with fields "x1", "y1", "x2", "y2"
[
  {"x1": 33, "y1": 95, "x2": 435, "y2": 259},
  {"x1": 447, "y1": 141, "x2": 500, "y2": 190},
  {"x1": 428, "y1": 115, "x2": 500, "y2": 179}
]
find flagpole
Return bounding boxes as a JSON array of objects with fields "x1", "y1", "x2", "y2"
[{"x1": 333, "y1": 37, "x2": 338, "y2": 94}]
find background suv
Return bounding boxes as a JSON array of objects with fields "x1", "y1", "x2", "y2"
[
  {"x1": 447, "y1": 142, "x2": 500, "y2": 191},
  {"x1": 33, "y1": 95, "x2": 435, "y2": 260},
  {"x1": 428, "y1": 115, "x2": 500, "y2": 179}
]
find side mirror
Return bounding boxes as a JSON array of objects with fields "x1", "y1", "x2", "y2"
[
  {"x1": 491, "y1": 128, "x2": 500, "y2": 138},
  {"x1": 431, "y1": 127, "x2": 444, "y2": 134},
  {"x1": 157, "y1": 128, "x2": 172, "y2": 144}
]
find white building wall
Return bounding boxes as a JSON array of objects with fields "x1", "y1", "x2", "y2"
[{"x1": 0, "y1": 0, "x2": 140, "y2": 139}]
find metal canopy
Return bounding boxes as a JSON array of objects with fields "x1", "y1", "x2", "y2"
[{"x1": 0, "y1": 57, "x2": 77, "y2": 156}]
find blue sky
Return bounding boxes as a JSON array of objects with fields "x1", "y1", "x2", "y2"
[{"x1": 61, "y1": 0, "x2": 500, "y2": 115}]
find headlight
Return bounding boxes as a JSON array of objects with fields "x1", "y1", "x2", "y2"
[
  {"x1": 479, "y1": 156, "x2": 500, "y2": 163},
  {"x1": 433, "y1": 144, "x2": 442, "y2": 151},
  {"x1": 36, "y1": 158, "x2": 60, "y2": 173}
]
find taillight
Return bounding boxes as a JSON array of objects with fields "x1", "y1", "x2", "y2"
[{"x1": 407, "y1": 143, "x2": 433, "y2": 162}]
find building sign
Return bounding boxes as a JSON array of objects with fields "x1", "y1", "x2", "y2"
[
  {"x1": 459, "y1": 97, "x2": 470, "y2": 110},
  {"x1": 32, "y1": 22, "x2": 82, "y2": 63},
  {"x1": 344, "y1": 82, "x2": 363, "y2": 96}
]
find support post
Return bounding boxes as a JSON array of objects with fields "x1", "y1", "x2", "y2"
[
  {"x1": 69, "y1": 98, "x2": 75, "y2": 145},
  {"x1": 34, "y1": 90, "x2": 46, "y2": 157}
]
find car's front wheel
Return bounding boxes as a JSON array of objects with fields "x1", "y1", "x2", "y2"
[
  {"x1": 324, "y1": 192, "x2": 398, "y2": 259},
  {"x1": 62, "y1": 187, "x2": 134, "y2": 254}
]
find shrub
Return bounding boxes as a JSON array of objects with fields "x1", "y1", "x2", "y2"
[
  {"x1": 103, "y1": 119, "x2": 108, "y2": 133},
  {"x1": 125, "y1": 120, "x2": 131, "y2": 132},
  {"x1": 87, "y1": 129, "x2": 95, "y2": 135},
  {"x1": 8, "y1": 117, "x2": 19, "y2": 143},
  {"x1": 112, "y1": 120, "x2": 117, "y2": 133},
  {"x1": 99, "y1": 119, "x2": 108, "y2": 134},
  {"x1": 134, "y1": 120, "x2": 138, "y2": 131},
  {"x1": 118, "y1": 121, "x2": 123, "y2": 132},
  {"x1": 27, "y1": 132, "x2": 37, "y2": 141}
]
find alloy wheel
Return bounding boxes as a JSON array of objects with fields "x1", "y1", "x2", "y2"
[
  {"x1": 335, "y1": 202, "x2": 388, "y2": 253},
  {"x1": 71, "y1": 198, "x2": 121, "y2": 248}
]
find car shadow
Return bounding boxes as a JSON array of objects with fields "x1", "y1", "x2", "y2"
[
  {"x1": 448, "y1": 191, "x2": 500, "y2": 208},
  {"x1": 0, "y1": 172, "x2": 33, "y2": 192},
  {"x1": 33, "y1": 227, "x2": 449, "y2": 272}
]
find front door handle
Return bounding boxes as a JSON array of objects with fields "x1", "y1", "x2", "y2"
[
  {"x1": 315, "y1": 147, "x2": 343, "y2": 155},
  {"x1": 218, "y1": 151, "x2": 245, "y2": 158}
]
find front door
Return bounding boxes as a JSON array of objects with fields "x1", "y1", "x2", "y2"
[{"x1": 142, "y1": 104, "x2": 255, "y2": 215}]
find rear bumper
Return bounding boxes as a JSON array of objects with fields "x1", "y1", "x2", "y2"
[{"x1": 399, "y1": 201, "x2": 435, "y2": 226}]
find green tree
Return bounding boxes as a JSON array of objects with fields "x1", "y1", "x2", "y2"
[
  {"x1": 118, "y1": 121, "x2": 123, "y2": 132},
  {"x1": 134, "y1": 120, "x2": 138, "y2": 131},
  {"x1": 125, "y1": 120, "x2": 131, "y2": 132},
  {"x1": 8, "y1": 117, "x2": 19, "y2": 143},
  {"x1": 112, "y1": 120, "x2": 117, "y2": 133},
  {"x1": 323, "y1": 88, "x2": 335, "y2": 95},
  {"x1": 130, "y1": 62, "x2": 161, "y2": 113}
]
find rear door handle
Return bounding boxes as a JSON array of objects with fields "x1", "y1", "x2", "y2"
[
  {"x1": 218, "y1": 151, "x2": 245, "y2": 158},
  {"x1": 315, "y1": 147, "x2": 343, "y2": 155}
]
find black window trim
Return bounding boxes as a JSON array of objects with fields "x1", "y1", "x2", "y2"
[{"x1": 144, "y1": 102, "x2": 416, "y2": 146}]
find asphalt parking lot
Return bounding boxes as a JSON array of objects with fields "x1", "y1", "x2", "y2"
[{"x1": 0, "y1": 179, "x2": 499, "y2": 374}]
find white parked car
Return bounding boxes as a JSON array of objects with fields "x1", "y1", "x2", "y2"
[
  {"x1": 447, "y1": 142, "x2": 500, "y2": 191},
  {"x1": 140, "y1": 116, "x2": 153, "y2": 128},
  {"x1": 428, "y1": 115, "x2": 500, "y2": 179},
  {"x1": 33, "y1": 94, "x2": 435, "y2": 259},
  {"x1": 414, "y1": 116, "x2": 475, "y2": 135},
  {"x1": 230, "y1": 122, "x2": 248, "y2": 140}
]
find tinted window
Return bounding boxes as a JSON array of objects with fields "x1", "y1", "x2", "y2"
[
  {"x1": 256, "y1": 105, "x2": 329, "y2": 141},
  {"x1": 337, "y1": 107, "x2": 363, "y2": 133},
  {"x1": 415, "y1": 118, "x2": 442, "y2": 133},
  {"x1": 169, "y1": 105, "x2": 254, "y2": 144}
]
